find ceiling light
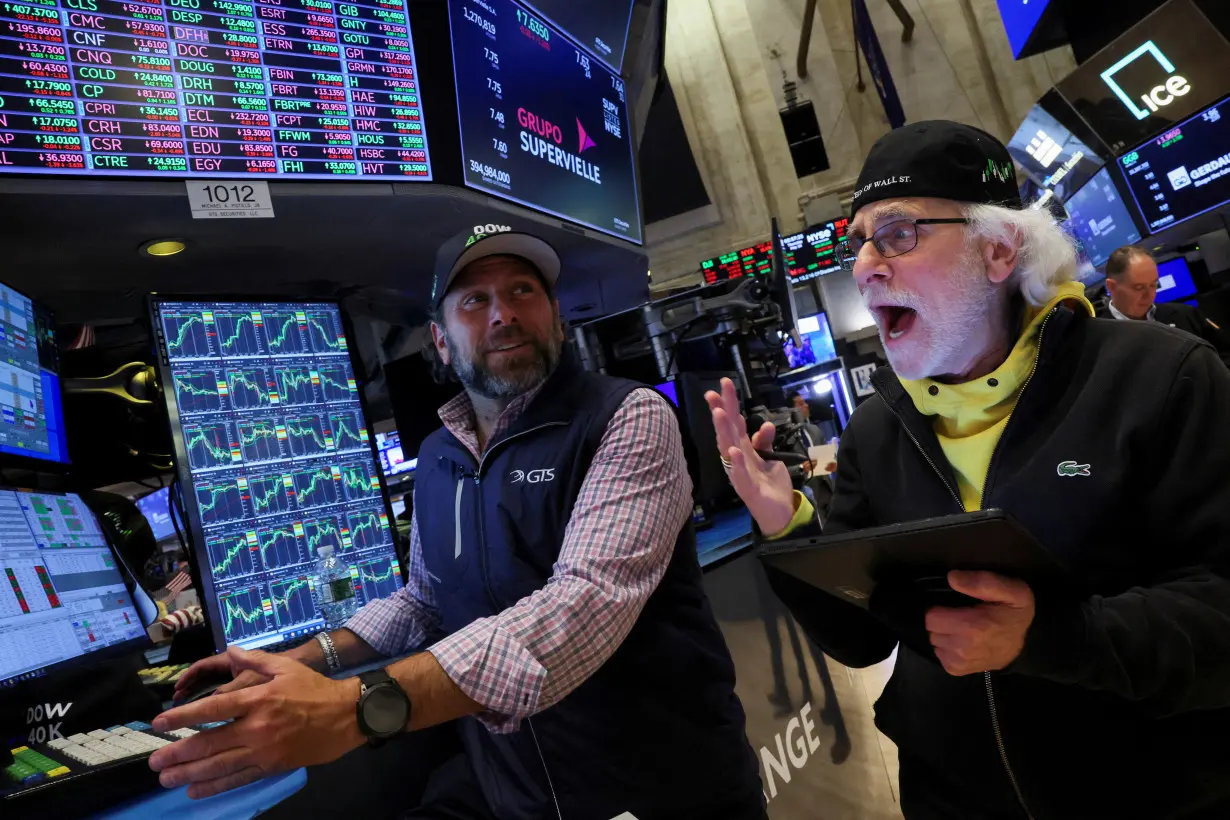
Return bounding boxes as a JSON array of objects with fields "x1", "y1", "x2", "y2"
[{"x1": 141, "y1": 239, "x2": 186, "y2": 257}]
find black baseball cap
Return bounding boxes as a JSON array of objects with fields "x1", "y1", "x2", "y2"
[
  {"x1": 431, "y1": 224, "x2": 562, "y2": 312},
  {"x1": 850, "y1": 120, "x2": 1021, "y2": 220}
]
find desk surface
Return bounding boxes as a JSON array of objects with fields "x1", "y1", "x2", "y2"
[{"x1": 95, "y1": 769, "x2": 307, "y2": 820}]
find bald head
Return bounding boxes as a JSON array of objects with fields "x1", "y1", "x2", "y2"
[{"x1": 1105, "y1": 246, "x2": 1158, "y2": 320}]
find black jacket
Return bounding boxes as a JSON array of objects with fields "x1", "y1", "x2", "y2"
[
  {"x1": 1095, "y1": 299, "x2": 1230, "y2": 367},
  {"x1": 765, "y1": 306, "x2": 1230, "y2": 819}
]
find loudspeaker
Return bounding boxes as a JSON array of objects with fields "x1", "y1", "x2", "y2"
[
  {"x1": 789, "y1": 137, "x2": 830, "y2": 177},
  {"x1": 779, "y1": 102, "x2": 830, "y2": 177},
  {"x1": 780, "y1": 101, "x2": 821, "y2": 143}
]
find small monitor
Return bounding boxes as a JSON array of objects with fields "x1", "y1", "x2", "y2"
[
  {"x1": 700, "y1": 241, "x2": 774, "y2": 285},
  {"x1": 1063, "y1": 168, "x2": 1142, "y2": 268},
  {"x1": 0, "y1": 281, "x2": 69, "y2": 467},
  {"x1": 150, "y1": 298, "x2": 405, "y2": 652},
  {"x1": 1, "y1": 489, "x2": 147, "y2": 685},
  {"x1": 785, "y1": 313, "x2": 837, "y2": 370},
  {"x1": 1155, "y1": 257, "x2": 1199, "y2": 303},
  {"x1": 782, "y1": 217, "x2": 851, "y2": 283},
  {"x1": 654, "y1": 380, "x2": 679, "y2": 407},
  {"x1": 376, "y1": 431, "x2": 416, "y2": 478},
  {"x1": 135, "y1": 487, "x2": 176, "y2": 543}
]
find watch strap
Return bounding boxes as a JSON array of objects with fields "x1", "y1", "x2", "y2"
[{"x1": 355, "y1": 668, "x2": 410, "y2": 747}]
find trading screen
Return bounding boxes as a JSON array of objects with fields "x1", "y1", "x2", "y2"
[
  {"x1": 0, "y1": 489, "x2": 146, "y2": 685},
  {"x1": 782, "y1": 218, "x2": 850, "y2": 282},
  {"x1": 1062, "y1": 168, "x2": 1141, "y2": 268},
  {"x1": 520, "y1": 0, "x2": 633, "y2": 72},
  {"x1": 1120, "y1": 96, "x2": 1230, "y2": 234},
  {"x1": 153, "y1": 300, "x2": 402, "y2": 651},
  {"x1": 700, "y1": 241, "x2": 773, "y2": 285},
  {"x1": 0, "y1": 283, "x2": 68, "y2": 465},
  {"x1": 449, "y1": 0, "x2": 642, "y2": 244},
  {"x1": 0, "y1": 0, "x2": 432, "y2": 179}
]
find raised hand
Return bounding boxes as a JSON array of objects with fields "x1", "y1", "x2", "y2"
[{"x1": 704, "y1": 377, "x2": 798, "y2": 535}]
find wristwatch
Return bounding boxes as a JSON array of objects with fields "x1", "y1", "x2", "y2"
[{"x1": 355, "y1": 669, "x2": 411, "y2": 747}]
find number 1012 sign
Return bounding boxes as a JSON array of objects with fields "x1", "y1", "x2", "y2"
[{"x1": 185, "y1": 181, "x2": 276, "y2": 220}]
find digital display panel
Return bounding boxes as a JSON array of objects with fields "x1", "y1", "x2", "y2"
[
  {"x1": 1119, "y1": 95, "x2": 1230, "y2": 234},
  {"x1": 1007, "y1": 101, "x2": 1104, "y2": 202},
  {"x1": 136, "y1": 486, "x2": 176, "y2": 541},
  {"x1": 520, "y1": 0, "x2": 633, "y2": 72},
  {"x1": 0, "y1": 282, "x2": 68, "y2": 465},
  {"x1": 700, "y1": 240, "x2": 772, "y2": 285},
  {"x1": 449, "y1": 0, "x2": 641, "y2": 244},
  {"x1": 996, "y1": 0, "x2": 1051, "y2": 58},
  {"x1": 152, "y1": 299, "x2": 403, "y2": 652},
  {"x1": 782, "y1": 217, "x2": 850, "y2": 282},
  {"x1": 1064, "y1": 168, "x2": 1142, "y2": 268},
  {"x1": 1, "y1": 489, "x2": 146, "y2": 685},
  {"x1": 1155, "y1": 256, "x2": 1198, "y2": 303},
  {"x1": 375, "y1": 429, "x2": 414, "y2": 477},
  {"x1": 1055, "y1": 0, "x2": 1230, "y2": 153},
  {"x1": 0, "y1": 0, "x2": 433, "y2": 179},
  {"x1": 784, "y1": 313, "x2": 836, "y2": 370}
]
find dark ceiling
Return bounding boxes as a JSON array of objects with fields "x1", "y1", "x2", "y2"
[{"x1": 0, "y1": 178, "x2": 650, "y2": 327}]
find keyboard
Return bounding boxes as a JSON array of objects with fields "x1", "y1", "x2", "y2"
[{"x1": 2, "y1": 721, "x2": 205, "y2": 818}]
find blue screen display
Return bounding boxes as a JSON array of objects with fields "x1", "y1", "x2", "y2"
[
  {"x1": 997, "y1": 0, "x2": 1051, "y2": 58},
  {"x1": 136, "y1": 487, "x2": 177, "y2": 542},
  {"x1": 785, "y1": 313, "x2": 837, "y2": 370},
  {"x1": 1064, "y1": 168, "x2": 1142, "y2": 268},
  {"x1": 654, "y1": 380, "x2": 679, "y2": 407},
  {"x1": 0, "y1": 283, "x2": 68, "y2": 465},
  {"x1": 152, "y1": 298, "x2": 404, "y2": 652},
  {"x1": 1155, "y1": 257, "x2": 1198, "y2": 303}
]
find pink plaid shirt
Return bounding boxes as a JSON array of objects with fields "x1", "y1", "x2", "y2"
[{"x1": 345, "y1": 384, "x2": 693, "y2": 732}]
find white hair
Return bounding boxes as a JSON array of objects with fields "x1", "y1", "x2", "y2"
[{"x1": 963, "y1": 203, "x2": 1079, "y2": 307}]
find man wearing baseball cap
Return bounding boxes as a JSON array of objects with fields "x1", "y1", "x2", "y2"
[
  {"x1": 157, "y1": 223, "x2": 764, "y2": 819},
  {"x1": 710, "y1": 121, "x2": 1230, "y2": 817}
]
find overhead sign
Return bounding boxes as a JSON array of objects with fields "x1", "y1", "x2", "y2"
[
  {"x1": 1056, "y1": 0, "x2": 1230, "y2": 152},
  {"x1": 1100, "y1": 41, "x2": 1191, "y2": 121}
]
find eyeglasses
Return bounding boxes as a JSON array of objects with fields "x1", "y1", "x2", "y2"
[{"x1": 837, "y1": 218, "x2": 969, "y2": 271}]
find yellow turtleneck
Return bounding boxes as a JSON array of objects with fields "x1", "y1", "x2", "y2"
[{"x1": 898, "y1": 281, "x2": 1093, "y2": 511}]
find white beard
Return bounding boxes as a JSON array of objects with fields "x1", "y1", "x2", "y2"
[{"x1": 865, "y1": 251, "x2": 1002, "y2": 381}]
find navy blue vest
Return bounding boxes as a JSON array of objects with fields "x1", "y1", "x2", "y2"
[{"x1": 415, "y1": 356, "x2": 762, "y2": 820}]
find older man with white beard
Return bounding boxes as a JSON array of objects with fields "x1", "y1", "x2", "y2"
[{"x1": 709, "y1": 121, "x2": 1230, "y2": 819}]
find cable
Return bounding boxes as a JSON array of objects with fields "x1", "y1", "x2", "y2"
[{"x1": 663, "y1": 317, "x2": 707, "y2": 379}]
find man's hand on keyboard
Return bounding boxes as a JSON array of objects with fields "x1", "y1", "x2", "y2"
[{"x1": 149, "y1": 646, "x2": 364, "y2": 799}]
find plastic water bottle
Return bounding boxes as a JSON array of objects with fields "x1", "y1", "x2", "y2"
[{"x1": 314, "y1": 545, "x2": 358, "y2": 629}]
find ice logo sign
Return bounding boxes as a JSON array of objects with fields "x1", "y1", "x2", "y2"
[{"x1": 1101, "y1": 41, "x2": 1190, "y2": 121}]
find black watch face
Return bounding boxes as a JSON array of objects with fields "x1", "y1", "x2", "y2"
[{"x1": 363, "y1": 686, "x2": 409, "y2": 736}]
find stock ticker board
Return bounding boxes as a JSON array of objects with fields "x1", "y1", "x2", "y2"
[
  {"x1": 0, "y1": 0, "x2": 432, "y2": 178},
  {"x1": 153, "y1": 300, "x2": 402, "y2": 650},
  {"x1": 700, "y1": 241, "x2": 773, "y2": 285},
  {"x1": 449, "y1": 0, "x2": 642, "y2": 244}
]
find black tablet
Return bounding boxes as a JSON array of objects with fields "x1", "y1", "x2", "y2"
[{"x1": 759, "y1": 509, "x2": 1068, "y2": 610}]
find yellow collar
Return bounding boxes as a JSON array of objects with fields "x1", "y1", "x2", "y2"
[{"x1": 901, "y1": 282, "x2": 1092, "y2": 419}]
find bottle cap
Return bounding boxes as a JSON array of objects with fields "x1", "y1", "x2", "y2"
[{"x1": 317, "y1": 544, "x2": 334, "y2": 558}]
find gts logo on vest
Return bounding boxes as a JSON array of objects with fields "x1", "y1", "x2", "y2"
[{"x1": 510, "y1": 469, "x2": 555, "y2": 484}]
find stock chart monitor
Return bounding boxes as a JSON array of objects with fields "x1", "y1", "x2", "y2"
[
  {"x1": 0, "y1": 0, "x2": 433, "y2": 179},
  {"x1": 151, "y1": 299, "x2": 402, "y2": 652},
  {"x1": 449, "y1": 0, "x2": 642, "y2": 243},
  {"x1": 0, "y1": 281, "x2": 69, "y2": 466}
]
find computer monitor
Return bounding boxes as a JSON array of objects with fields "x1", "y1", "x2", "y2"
[
  {"x1": 135, "y1": 487, "x2": 177, "y2": 543},
  {"x1": 784, "y1": 313, "x2": 837, "y2": 370},
  {"x1": 654, "y1": 380, "x2": 679, "y2": 407},
  {"x1": 376, "y1": 431, "x2": 417, "y2": 479},
  {"x1": 149, "y1": 299, "x2": 404, "y2": 652},
  {"x1": 1155, "y1": 257, "x2": 1199, "y2": 303},
  {"x1": 0, "y1": 282, "x2": 69, "y2": 467},
  {"x1": 1063, "y1": 168, "x2": 1143, "y2": 268},
  {"x1": 1, "y1": 488, "x2": 148, "y2": 685}
]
